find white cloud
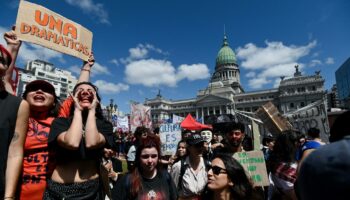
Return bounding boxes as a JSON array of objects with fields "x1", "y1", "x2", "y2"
[
  {"x1": 246, "y1": 71, "x2": 256, "y2": 78},
  {"x1": 65, "y1": 0, "x2": 110, "y2": 24},
  {"x1": 68, "y1": 65, "x2": 81, "y2": 75},
  {"x1": 176, "y1": 64, "x2": 210, "y2": 81},
  {"x1": 92, "y1": 62, "x2": 110, "y2": 75},
  {"x1": 110, "y1": 59, "x2": 119, "y2": 66},
  {"x1": 68, "y1": 62, "x2": 110, "y2": 77},
  {"x1": 325, "y1": 57, "x2": 334, "y2": 64},
  {"x1": 248, "y1": 77, "x2": 271, "y2": 89},
  {"x1": 310, "y1": 59, "x2": 322, "y2": 67},
  {"x1": 125, "y1": 59, "x2": 209, "y2": 87},
  {"x1": 236, "y1": 40, "x2": 317, "y2": 89},
  {"x1": 120, "y1": 43, "x2": 168, "y2": 64},
  {"x1": 236, "y1": 40, "x2": 316, "y2": 70},
  {"x1": 125, "y1": 59, "x2": 177, "y2": 87},
  {"x1": 94, "y1": 80, "x2": 129, "y2": 94}
]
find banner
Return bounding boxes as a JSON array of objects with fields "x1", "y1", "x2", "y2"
[
  {"x1": 233, "y1": 151, "x2": 269, "y2": 187},
  {"x1": 130, "y1": 103, "x2": 152, "y2": 133},
  {"x1": 285, "y1": 100, "x2": 330, "y2": 142},
  {"x1": 172, "y1": 114, "x2": 184, "y2": 124},
  {"x1": 117, "y1": 116, "x2": 129, "y2": 132},
  {"x1": 159, "y1": 123, "x2": 182, "y2": 155},
  {"x1": 15, "y1": 1, "x2": 93, "y2": 61}
]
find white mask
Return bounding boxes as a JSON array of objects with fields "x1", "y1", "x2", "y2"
[{"x1": 201, "y1": 130, "x2": 212, "y2": 143}]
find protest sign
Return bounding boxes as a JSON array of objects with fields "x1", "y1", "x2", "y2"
[
  {"x1": 159, "y1": 123, "x2": 182, "y2": 155},
  {"x1": 15, "y1": 1, "x2": 93, "y2": 61},
  {"x1": 130, "y1": 103, "x2": 152, "y2": 133},
  {"x1": 233, "y1": 151, "x2": 269, "y2": 187},
  {"x1": 285, "y1": 100, "x2": 330, "y2": 142},
  {"x1": 256, "y1": 101, "x2": 292, "y2": 134},
  {"x1": 116, "y1": 116, "x2": 129, "y2": 132}
]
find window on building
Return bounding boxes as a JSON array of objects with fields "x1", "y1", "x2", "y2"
[
  {"x1": 301, "y1": 102, "x2": 305, "y2": 107},
  {"x1": 38, "y1": 72, "x2": 45, "y2": 76},
  {"x1": 290, "y1": 103, "x2": 294, "y2": 108},
  {"x1": 61, "y1": 78, "x2": 67, "y2": 82}
]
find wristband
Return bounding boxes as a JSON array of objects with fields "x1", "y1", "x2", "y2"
[{"x1": 81, "y1": 68, "x2": 91, "y2": 72}]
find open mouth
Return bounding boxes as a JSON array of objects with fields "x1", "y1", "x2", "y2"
[{"x1": 33, "y1": 95, "x2": 45, "y2": 102}]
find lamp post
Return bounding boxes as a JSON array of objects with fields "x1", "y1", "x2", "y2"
[{"x1": 107, "y1": 98, "x2": 118, "y2": 123}]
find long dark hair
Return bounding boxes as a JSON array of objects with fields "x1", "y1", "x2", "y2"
[
  {"x1": 129, "y1": 134, "x2": 161, "y2": 198},
  {"x1": 211, "y1": 153, "x2": 254, "y2": 200},
  {"x1": 69, "y1": 82, "x2": 104, "y2": 119},
  {"x1": 268, "y1": 130, "x2": 299, "y2": 173}
]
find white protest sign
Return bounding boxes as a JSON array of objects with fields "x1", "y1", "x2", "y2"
[
  {"x1": 159, "y1": 123, "x2": 182, "y2": 155},
  {"x1": 285, "y1": 100, "x2": 330, "y2": 142}
]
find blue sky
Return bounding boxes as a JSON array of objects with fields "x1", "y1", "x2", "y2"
[{"x1": 1, "y1": 0, "x2": 349, "y2": 113}]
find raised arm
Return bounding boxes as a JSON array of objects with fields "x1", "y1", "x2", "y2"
[
  {"x1": 57, "y1": 92, "x2": 84, "y2": 149},
  {"x1": 84, "y1": 91, "x2": 106, "y2": 149},
  {"x1": 4, "y1": 100, "x2": 29, "y2": 199},
  {"x1": 3, "y1": 28, "x2": 21, "y2": 94},
  {"x1": 78, "y1": 53, "x2": 94, "y2": 83}
]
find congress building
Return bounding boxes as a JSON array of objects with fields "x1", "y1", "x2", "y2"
[{"x1": 145, "y1": 35, "x2": 326, "y2": 126}]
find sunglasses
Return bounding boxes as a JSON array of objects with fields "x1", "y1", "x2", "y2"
[{"x1": 208, "y1": 165, "x2": 227, "y2": 175}]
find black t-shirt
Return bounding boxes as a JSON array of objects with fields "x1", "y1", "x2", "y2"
[
  {"x1": 114, "y1": 170, "x2": 178, "y2": 200},
  {"x1": 0, "y1": 91, "x2": 21, "y2": 197},
  {"x1": 48, "y1": 117, "x2": 114, "y2": 163}
]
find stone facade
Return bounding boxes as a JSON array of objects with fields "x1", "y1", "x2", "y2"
[{"x1": 145, "y1": 35, "x2": 326, "y2": 126}]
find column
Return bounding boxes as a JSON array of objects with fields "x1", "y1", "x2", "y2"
[
  {"x1": 219, "y1": 105, "x2": 222, "y2": 114},
  {"x1": 196, "y1": 109, "x2": 199, "y2": 119},
  {"x1": 201, "y1": 107, "x2": 204, "y2": 119},
  {"x1": 213, "y1": 106, "x2": 216, "y2": 115}
]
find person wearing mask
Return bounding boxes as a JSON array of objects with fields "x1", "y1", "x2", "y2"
[
  {"x1": 43, "y1": 82, "x2": 114, "y2": 199},
  {"x1": 0, "y1": 32, "x2": 29, "y2": 200},
  {"x1": 114, "y1": 135, "x2": 178, "y2": 199}
]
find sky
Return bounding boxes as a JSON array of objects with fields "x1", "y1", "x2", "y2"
[{"x1": 1, "y1": 0, "x2": 349, "y2": 114}]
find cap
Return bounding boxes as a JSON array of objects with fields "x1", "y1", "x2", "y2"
[
  {"x1": 22, "y1": 80, "x2": 56, "y2": 98},
  {"x1": 186, "y1": 134, "x2": 206, "y2": 146},
  {"x1": 0, "y1": 44, "x2": 12, "y2": 66}
]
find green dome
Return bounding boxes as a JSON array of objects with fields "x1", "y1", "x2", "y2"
[{"x1": 216, "y1": 35, "x2": 237, "y2": 66}]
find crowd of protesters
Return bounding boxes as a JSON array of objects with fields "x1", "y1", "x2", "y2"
[{"x1": 1, "y1": 27, "x2": 350, "y2": 200}]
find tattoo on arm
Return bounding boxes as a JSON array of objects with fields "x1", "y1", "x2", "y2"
[{"x1": 11, "y1": 132, "x2": 19, "y2": 143}]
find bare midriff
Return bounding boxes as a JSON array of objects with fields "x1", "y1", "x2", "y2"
[{"x1": 51, "y1": 159, "x2": 99, "y2": 183}]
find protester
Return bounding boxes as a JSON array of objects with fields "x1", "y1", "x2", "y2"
[
  {"x1": 126, "y1": 126, "x2": 151, "y2": 171},
  {"x1": 267, "y1": 130, "x2": 299, "y2": 200},
  {"x1": 0, "y1": 34, "x2": 29, "y2": 200},
  {"x1": 171, "y1": 134, "x2": 208, "y2": 199},
  {"x1": 43, "y1": 82, "x2": 113, "y2": 199},
  {"x1": 214, "y1": 121, "x2": 246, "y2": 155},
  {"x1": 201, "y1": 129, "x2": 214, "y2": 166},
  {"x1": 202, "y1": 153, "x2": 256, "y2": 200},
  {"x1": 262, "y1": 134, "x2": 275, "y2": 162},
  {"x1": 2, "y1": 28, "x2": 96, "y2": 199},
  {"x1": 169, "y1": 140, "x2": 187, "y2": 168},
  {"x1": 114, "y1": 134, "x2": 178, "y2": 199},
  {"x1": 295, "y1": 111, "x2": 350, "y2": 200},
  {"x1": 297, "y1": 127, "x2": 325, "y2": 169}
]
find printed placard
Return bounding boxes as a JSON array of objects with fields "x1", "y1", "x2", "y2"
[{"x1": 15, "y1": 1, "x2": 93, "y2": 61}]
